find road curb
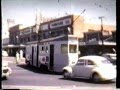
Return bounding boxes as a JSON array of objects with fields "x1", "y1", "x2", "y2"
[{"x1": 2, "y1": 85, "x2": 116, "y2": 90}]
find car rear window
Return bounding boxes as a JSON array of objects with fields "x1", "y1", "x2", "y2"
[{"x1": 101, "y1": 60, "x2": 111, "y2": 64}]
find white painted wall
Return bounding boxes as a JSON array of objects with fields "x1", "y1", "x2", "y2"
[{"x1": 2, "y1": 38, "x2": 9, "y2": 45}]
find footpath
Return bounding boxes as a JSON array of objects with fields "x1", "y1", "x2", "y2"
[{"x1": 2, "y1": 56, "x2": 26, "y2": 65}]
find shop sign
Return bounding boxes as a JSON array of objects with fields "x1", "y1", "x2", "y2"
[
  {"x1": 20, "y1": 28, "x2": 31, "y2": 35},
  {"x1": 50, "y1": 18, "x2": 71, "y2": 29}
]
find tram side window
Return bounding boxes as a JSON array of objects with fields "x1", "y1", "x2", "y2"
[
  {"x1": 69, "y1": 45, "x2": 77, "y2": 53},
  {"x1": 61, "y1": 44, "x2": 68, "y2": 54},
  {"x1": 42, "y1": 46, "x2": 44, "y2": 51},
  {"x1": 46, "y1": 46, "x2": 48, "y2": 53}
]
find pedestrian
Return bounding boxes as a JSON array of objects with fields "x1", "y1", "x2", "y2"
[{"x1": 16, "y1": 52, "x2": 20, "y2": 64}]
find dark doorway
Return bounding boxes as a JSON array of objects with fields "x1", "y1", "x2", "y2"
[
  {"x1": 49, "y1": 44, "x2": 54, "y2": 70},
  {"x1": 36, "y1": 45, "x2": 39, "y2": 67},
  {"x1": 32, "y1": 46, "x2": 34, "y2": 65}
]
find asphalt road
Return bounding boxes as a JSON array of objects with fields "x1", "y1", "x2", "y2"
[{"x1": 2, "y1": 57, "x2": 116, "y2": 90}]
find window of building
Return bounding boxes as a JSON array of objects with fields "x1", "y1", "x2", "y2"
[
  {"x1": 61, "y1": 44, "x2": 68, "y2": 54},
  {"x1": 33, "y1": 35, "x2": 37, "y2": 41},
  {"x1": 58, "y1": 30, "x2": 64, "y2": 36},
  {"x1": 69, "y1": 45, "x2": 77, "y2": 53},
  {"x1": 38, "y1": 34, "x2": 42, "y2": 40},
  {"x1": 28, "y1": 37, "x2": 30, "y2": 42},
  {"x1": 64, "y1": 30, "x2": 68, "y2": 35},
  {"x1": 43, "y1": 32, "x2": 49, "y2": 39},
  {"x1": 51, "y1": 31, "x2": 58, "y2": 37},
  {"x1": 20, "y1": 38, "x2": 23, "y2": 43}
]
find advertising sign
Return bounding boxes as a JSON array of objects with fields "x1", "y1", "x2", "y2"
[
  {"x1": 50, "y1": 18, "x2": 71, "y2": 29},
  {"x1": 20, "y1": 28, "x2": 31, "y2": 35}
]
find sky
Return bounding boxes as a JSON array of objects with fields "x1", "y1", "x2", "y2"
[{"x1": 2, "y1": 0, "x2": 116, "y2": 39}]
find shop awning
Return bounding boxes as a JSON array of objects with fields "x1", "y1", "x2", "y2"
[{"x1": 2, "y1": 44, "x2": 26, "y2": 48}]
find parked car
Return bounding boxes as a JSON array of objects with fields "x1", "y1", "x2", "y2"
[
  {"x1": 102, "y1": 53, "x2": 116, "y2": 65},
  {"x1": 2, "y1": 61, "x2": 12, "y2": 79},
  {"x1": 2, "y1": 51, "x2": 8, "y2": 57},
  {"x1": 63, "y1": 55, "x2": 116, "y2": 82}
]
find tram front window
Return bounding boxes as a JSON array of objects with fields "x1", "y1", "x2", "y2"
[
  {"x1": 69, "y1": 45, "x2": 77, "y2": 53},
  {"x1": 61, "y1": 44, "x2": 68, "y2": 54}
]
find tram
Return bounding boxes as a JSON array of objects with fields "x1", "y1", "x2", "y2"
[{"x1": 25, "y1": 35, "x2": 79, "y2": 72}]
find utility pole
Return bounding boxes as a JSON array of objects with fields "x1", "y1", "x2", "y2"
[{"x1": 99, "y1": 16, "x2": 104, "y2": 45}]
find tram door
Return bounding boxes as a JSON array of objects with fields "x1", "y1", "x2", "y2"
[
  {"x1": 31, "y1": 46, "x2": 34, "y2": 66},
  {"x1": 49, "y1": 44, "x2": 54, "y2": 70},
  {"x1": 36, "y1": 45, "x2": 39, "y2": 67}
]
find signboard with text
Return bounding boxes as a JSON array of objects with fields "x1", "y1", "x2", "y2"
[
  {"x1": 20, "y1": 28, "x2": 31, "y2": 35},
  {"x1": 50, "y1": 18, "x2": 71, "y2": 29}
]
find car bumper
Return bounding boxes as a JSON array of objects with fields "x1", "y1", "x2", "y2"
[
  {"x1": 100, "y1": 74, "x2": 116, "y2": 81},
  {"x1": 2, "y1": 68, "x2": 12, "y2": 78},
  {"x1": 2, "y1": 71, "x2": 10, "y2": 78}
]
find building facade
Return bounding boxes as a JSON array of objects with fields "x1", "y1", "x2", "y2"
[{"x1": 2, "y1": 14, "x2": 116, "y2": 57}]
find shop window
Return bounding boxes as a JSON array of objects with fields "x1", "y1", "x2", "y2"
[
  {"x1": 69, "y1": 45, "x2": 77, "y2": 53},
  {"x1": 61, "y1": 44, "x2": 68, "y2": 54}
]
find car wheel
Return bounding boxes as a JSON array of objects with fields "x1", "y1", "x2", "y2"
[
  {"x1": 3, "y1": 76, "x2": 8, "y2": 80},
  {"x1": 5, "y1": 75, "x2": 9, "y2": 79},
  {"x1": 63, "y1": 71, "x2": 70, "y2": 78},
  {"x1": 92, "y1": 73, "x2": 101, "y2": 83}
]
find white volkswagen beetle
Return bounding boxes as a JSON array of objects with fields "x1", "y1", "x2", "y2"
[
  {"x1": 63, "y1": 56, "x2": 116, "y2": 82},
  {"x1": 2, "y1": 61, "x2": 12, "y2": 79}
]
